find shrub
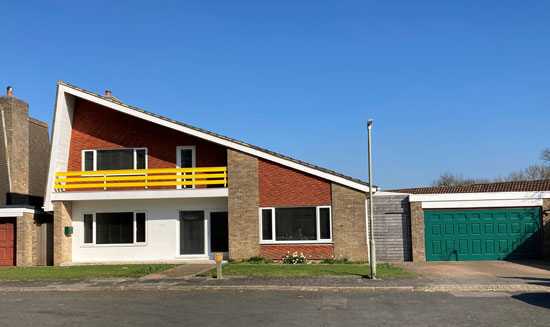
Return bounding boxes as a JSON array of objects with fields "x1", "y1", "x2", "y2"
[
  {"x1": 378, "y1": 262, "x2": 394, "y2": 269},
  {"x1": 282, "y1": 252, "x2": 307, "y2": 264},
  {"x1": 137, "y1": 264, "x2": 164, "y2": 274},
  {"x1": 321, "y1": 256, "x2": 351, "y2": 264},
  {"x1": 241, "y1": 256, "x2": 273, "y2": 264}
]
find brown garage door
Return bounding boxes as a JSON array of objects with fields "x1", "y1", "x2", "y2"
[{"x1": 0, "y1": 219, "x2": 15, "y2": 266}]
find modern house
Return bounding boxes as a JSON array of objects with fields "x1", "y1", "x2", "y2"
[
  {"x1": 44, "y1": 82, "x2": 374, "y2": 266},
  {"x1": 0, "y1": 87, "x2": 51, "y2": 267},
  {"x1": 374, "y1": 180, "x2": 550, "y2": 262}
]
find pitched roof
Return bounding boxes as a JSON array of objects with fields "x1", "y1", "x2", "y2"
[
  {"x1": 387, "y1": 179, "x2": 550, "y2": 194},
  {"x1": 57, "y1": 81, "x2": 373, "y2": 190}
]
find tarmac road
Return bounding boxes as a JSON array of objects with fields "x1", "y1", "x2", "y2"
[{"x1": 0, "y1": 290, "x2": 549, "y2": 326}]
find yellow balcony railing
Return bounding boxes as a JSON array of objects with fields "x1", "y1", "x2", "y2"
[{"x1": 54, "y1": 167, "x2": 227, "y2": 191}]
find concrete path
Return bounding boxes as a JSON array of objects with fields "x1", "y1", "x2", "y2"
[
  {"x1": 393, "y1": 260, "x2": 550, "y2": 278},
  {"x1": 141, "y1": 264, "x2": 215, "y2": 279}
]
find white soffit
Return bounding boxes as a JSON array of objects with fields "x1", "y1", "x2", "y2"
[
  {"x1": 0, "y1": 208, "x2": 35, "y2": 217},
  {"x1": 51, "y1": 188, "x2": 229, "y2": 202}
]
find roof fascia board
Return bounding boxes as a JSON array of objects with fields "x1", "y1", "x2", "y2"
[
  {"x1": 409, "y1": 191, "x2": 550, "y2": 203},
  {"x1": 44, "y1": 85, "x2": 75, "y2": 211},
  {"x1": 421, "y1": 199, "x2": 543, "y2": 209},
  {"x1": 0, "y1": 208, "x2": 35, "y2": 217},
  {"x1": 60, "y1": 85, "x2": 370, "y2": 193}
]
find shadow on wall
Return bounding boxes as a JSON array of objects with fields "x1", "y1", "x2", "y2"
[{"x1": 6, "y1": 193, "x2": 43, "y2": 207}]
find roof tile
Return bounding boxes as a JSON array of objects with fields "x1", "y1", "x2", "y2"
[{"x1": 387, "y1": 179, "x2": 550, "y2": 194}]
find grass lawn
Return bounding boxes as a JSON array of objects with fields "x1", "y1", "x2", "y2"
[
  {"x1": 0, "y1": 264, "x2": 180, "y2": 280},
  {"x1": 200, "y1": 263, "x2": 413, "y2": 277}
]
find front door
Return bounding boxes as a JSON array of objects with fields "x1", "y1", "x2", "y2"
[
  {"x1": 0, "y1": 218, "x2": 15, "y2": 266},
  {"x1": 210, "y1": 212, "x2": 228, "y2": 253},
  {"x1": 180, "y1": 211, "x2": 205, "y2": 255}
]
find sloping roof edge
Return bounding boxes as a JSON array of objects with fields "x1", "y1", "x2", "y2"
[{"x1": 57, "y1": 81, "x2": 373, "y2": 192}]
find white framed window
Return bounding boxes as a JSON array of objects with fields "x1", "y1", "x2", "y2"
[
  {"x1": 82, "y1": 148, "x2": 147, "y2": 171},
  {"x1": 259, "y1": 206, "x2": 332, "y2": 244},
  {"x1": 82, "y1": 211, "x2": 147, "y2": 245},
  {"x1": 176, "y1": 146, "x2": 196, "y2": 189}
]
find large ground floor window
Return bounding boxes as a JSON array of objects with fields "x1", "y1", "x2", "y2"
[
  {"x1": 260, "y1": 206, "x2": 332, "y2": 243},
  {"x1": 83, "y1": 212, "x2": 146, "y2": 245}
]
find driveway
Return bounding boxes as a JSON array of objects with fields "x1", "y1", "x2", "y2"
[{"x1": 393, "y1": 261, "x2": 550, "y2": 278}]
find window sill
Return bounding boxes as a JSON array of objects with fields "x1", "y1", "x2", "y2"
[
  {"x1": 260, "y1": 241, "x2": 333, "y2": 245},
  {"x1": 80, "y1": 243, "x2": 148, "y2": 248}
]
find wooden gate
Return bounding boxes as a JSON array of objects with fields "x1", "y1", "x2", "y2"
[
  {"x1": 36, "y1": 222, "x2": 53, "y2": 266},
  {"x1": 0, "y1": 218, "x2": 16, "y2": 266}
]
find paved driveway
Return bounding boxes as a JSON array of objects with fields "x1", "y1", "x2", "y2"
[{"x1": 393, "y1": 261, "x2": 550, "y2": 278}]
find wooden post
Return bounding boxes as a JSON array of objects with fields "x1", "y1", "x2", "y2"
[{"x1": 215, "y1": 252, "x2": 223, "y2": 279}]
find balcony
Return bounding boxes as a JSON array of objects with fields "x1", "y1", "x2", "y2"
[{"x1": 51, "y1": 167, "x2": 228, "y2": 201}]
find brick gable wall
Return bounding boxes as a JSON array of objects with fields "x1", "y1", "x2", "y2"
[
  {"x1": 258, "y1": 159, "x2": 331, "y2": 207},
  {"x1": 67, "y1": 98, "x2": 227, "y2": 178}
]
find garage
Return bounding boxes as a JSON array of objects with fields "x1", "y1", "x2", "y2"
[
  {"x1": 424, "y1": 208, "x2": 542, "y2": 261},
  {"x1": 389, "y1": 180, "x2": 550, "y2": 262},
  {"x1": 0, "y1": 218, "x2": 15, "y2": 266}
]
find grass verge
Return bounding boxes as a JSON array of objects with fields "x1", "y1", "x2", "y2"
[
  {"x1": 200, "y1": 263, "x2": 413, "y2": 277},
  {"x1": 0, "y1": 264, "x2": 180, "y2": 280}
]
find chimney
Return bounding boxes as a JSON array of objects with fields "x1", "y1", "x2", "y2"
[
  {"x1": 105, "y1": 90, "x2": 112, "y2": 96},
  {"x1": 6, "y1": 86, "x2": 13, "y2": 96}
]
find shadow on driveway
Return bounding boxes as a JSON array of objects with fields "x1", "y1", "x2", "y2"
[
  {"x1": 512, "y1": 293, "x2": 550, "y2": 310},
  {"x1": 500, "y1": 276, "x2": 550, "y2": 287}
]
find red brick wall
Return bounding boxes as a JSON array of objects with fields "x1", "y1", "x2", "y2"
[
  {"x1": 258, "y1": 159, "x2": 331, "y2": 207},
  {"x1": 67, "y1": 99, "x2": 227, "y2": 188},
  {"x1": 260, "y1": 244, "x2": 334, "y2": 260}
]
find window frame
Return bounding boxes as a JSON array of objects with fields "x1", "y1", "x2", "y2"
[
  {"x1": 259, "y1": 206, "x2": 332, "y2": 244},
  {"x1": 81, "y1": 148, "x2": 148, "y2": 172},
  {"x1": 81, "y1": 211, "x2": 148, "y2": 247}
]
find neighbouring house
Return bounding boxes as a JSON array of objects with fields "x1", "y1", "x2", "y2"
[
  {"x1": 378, "y1": 180, "x2": 550, "y2": 262},
  {"x1": 0, "y1": 86, "x2": 52, "y2": 267},
  {"x1": 44, "y1": 81, "x2": 374, "y2": 266}
]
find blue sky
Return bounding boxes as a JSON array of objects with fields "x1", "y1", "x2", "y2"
[{"x1": 2, "y1": 1, "x2": 549, "y2": 189}]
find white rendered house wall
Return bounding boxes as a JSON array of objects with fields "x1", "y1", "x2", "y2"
[{"x1": 71, "y1": 197, "x2": 227, "y2": 263}]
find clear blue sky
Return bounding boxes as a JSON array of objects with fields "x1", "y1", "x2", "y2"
[{"x1": 2, "y1": 1, "x2": 549, "y2": 189}]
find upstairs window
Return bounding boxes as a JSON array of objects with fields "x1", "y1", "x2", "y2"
[{"x1": 82, "y1": 148, "x2": 147, "y2": 171}]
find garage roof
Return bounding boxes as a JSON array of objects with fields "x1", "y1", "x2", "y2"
[{"x1": 387, "y1": 179, "x2": 550, "y2": 194}]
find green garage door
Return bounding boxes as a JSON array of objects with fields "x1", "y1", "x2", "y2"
[{"x1": 424, "y1": 208, "x2": 542, "y2": 261}]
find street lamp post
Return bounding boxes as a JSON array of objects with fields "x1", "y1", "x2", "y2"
[{"x1": 367, "y1": 119, "x2": 376, "y2": 280}]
